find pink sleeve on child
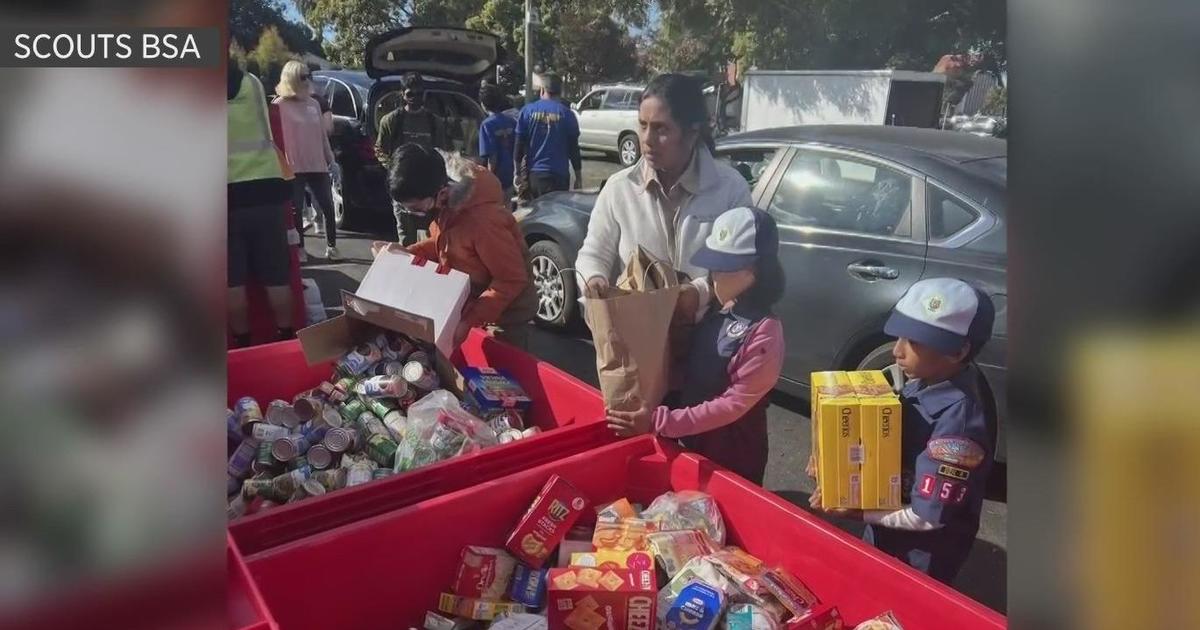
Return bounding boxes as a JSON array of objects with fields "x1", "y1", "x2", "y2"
[{"x1": 652, "y1": 317, "x2": 784, "y2": 438}]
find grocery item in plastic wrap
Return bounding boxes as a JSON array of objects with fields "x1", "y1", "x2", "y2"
[
  {"x1": 597, "y1": 498, "x2": 641, "y2": 522},
  {"x1": 658, "y1": 556, "x2": 737, "y2": 620},
  {"x1": 723, "y1": 604, "x2": 782, "y2": 630},
  {"x1": 489, "y1": 614, "x2": 547, "y2": 630},
  {"x1": 664, "y1": 581, "x2": 725, "y2": 630},
  {"x1": 707, "y1": 549, "x2": 790, "y2": 622},
  {"x1": 436, "y1": 594, "x2": 523, "y2": 621},
  {"x1": 853, "y1": 612, "x2": 903, "y2": 630},
  {"x1": 641, "y1": 491, "x2": 726, "y2": 545},
  {"x1": 760, "y1": 568, "x2": 819, "y2": 621},
  {"x1": 422, "y1": 611, "x2": 477, "y2": 630},
  {"x1": 508, "y1": 564, "x2": 549, "y2": 608},
  {"x1": 593, "y1": 518, "x2": 658, "y2": 552},
  {"x1": 452, "y1": 546, "x2": 516, "y2": 600},
  {"x1": 647, "y1": 529, "x2": 717, "y2": 578}
]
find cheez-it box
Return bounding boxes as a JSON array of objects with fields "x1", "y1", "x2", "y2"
[
  {"x1": 547, "y1": 568, "x2": 656, "y2": 630},
  {"x1": 506, "y1": 475, "x2": 588, "y2": 568}
]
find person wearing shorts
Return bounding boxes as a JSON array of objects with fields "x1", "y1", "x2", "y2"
[{"x1": 228, "y1": 59, "x2": 295, "y2": 347}]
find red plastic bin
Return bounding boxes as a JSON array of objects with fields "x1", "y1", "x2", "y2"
[
  {"x1": 243, "y1": 436, "x2": 1006, "y2": 630},
  {"x1": 227, "y1": 329, "x2": 617, "y2": 555},
  {"x1": 229, "y1": 532, "x2": 278, "y2": 630}
]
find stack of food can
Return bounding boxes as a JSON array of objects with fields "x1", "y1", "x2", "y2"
[{"x1": 228, "y1": 328, "x2": 526, "y2": 521}]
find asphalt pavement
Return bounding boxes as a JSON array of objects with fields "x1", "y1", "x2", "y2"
[{"x1": 298, "y1": 151, "x2": 1006, "y2": 613}]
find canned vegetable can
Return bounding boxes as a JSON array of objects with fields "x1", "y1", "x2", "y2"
[
  {"x1": 235, "y1": 397, "x2": 263, "y2": 434},
  {"x1": 365, "y1": 434, "x2": 399, "y2": 468},
  {"x1": 307, "y1": 444, "x2": 334, "y2": 469},
  {"x1": 227, "y1": 440, "x2": 257, "y2": 478},
  {"x1": 251, "y1": 422, "x2": 290, "y2": 443},
  {"x1": 339, "y1": 398, "x2": 367, "y2": 423},
  {"x1": 401, "y1": 361, "x2": 438, "y2": 391}
]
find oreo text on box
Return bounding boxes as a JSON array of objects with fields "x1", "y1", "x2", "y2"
[{"x1": 2, "y1": 28, "x2": 220, "y2": 67}]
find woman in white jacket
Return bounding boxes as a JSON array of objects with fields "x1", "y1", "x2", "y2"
[{"x1": 576, "y1": 73, "x2": 752, "y2": 318}]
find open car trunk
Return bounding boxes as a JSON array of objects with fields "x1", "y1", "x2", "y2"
[{"x1": 363, "y1": 27, "x2": 499, "y2": 156}]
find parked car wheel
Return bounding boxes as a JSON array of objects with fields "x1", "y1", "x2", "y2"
[
  {"x1": 855, "y1": 340, "x2": 906, "y2": 393},
  {"x1": 528, "y1": 240, "x2": 576, "y2": 329},
  {"x1": 329, "y1": 162, "x2": 350, "y2": 229},
  {"x1": 618, "y1": 133, "x2": 640, "y2": 167}
]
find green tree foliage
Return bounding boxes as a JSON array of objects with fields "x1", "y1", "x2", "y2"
[
  {"x1": 301, "y1": 0, "x2": 407, "y2": 67},
  {"x1": 651, "y1": 0, "x2": 1005, "y2": 76},
  {"x1": 249, "y1": 26, "x2": 297, "y2": 94},
  {"x1": 230, "y1": 0, "x2": 322, "y2": 56}
]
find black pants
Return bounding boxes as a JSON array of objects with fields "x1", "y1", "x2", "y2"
[
  {"x1": 292, "y1": 172, "x2": 336, "y2": 247},
  {"x1": 530, "y1": 171, "x2": 569, "y2": 199}
]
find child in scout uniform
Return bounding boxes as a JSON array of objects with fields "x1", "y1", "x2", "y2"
[
  {"x1": 811, "y1": 277, "x2": 996, "y2": 583},
  {"x1": 605, "y1": 207, "x2": 785, "y2": 485}
]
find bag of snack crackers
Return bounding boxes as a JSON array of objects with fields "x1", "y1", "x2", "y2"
[{"x1": 641, "y1": 491, "x2": 726, "y2": 545}]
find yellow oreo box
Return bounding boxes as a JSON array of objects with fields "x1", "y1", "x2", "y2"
[
  {"x1": 858, "y1": 396, "x2": 902, "y2": 509},
  {"x1": 810, "y1": 371, "x2": 853, "y2": 465},
  {"x1": 815, "y1": 396, "x2": 862, "y2": 508},
  {"x1": 847, "y1": 371, "x2": 902, "y2": 509}
]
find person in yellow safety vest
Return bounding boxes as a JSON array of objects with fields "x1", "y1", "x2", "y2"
[{"x1": 228, "y1": 57, "x2": 296, "y2": 347}]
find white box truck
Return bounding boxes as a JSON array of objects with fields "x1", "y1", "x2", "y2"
[{"x1": 727, "y1": 70, "x2": 946, "y2": 132}]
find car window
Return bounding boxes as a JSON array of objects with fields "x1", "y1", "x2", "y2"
[
  {"x1": 767, "y1": 150, "x2": 913, "y2": 238},
  {"x1": 927, "y1": 184, "x2": 980, "y2": 239},
  {"x1": 624, "y1": 88, "x2": 642, "y2": 110},
  {"x1": 602, "y1": 89, "x2": 634, "y2": 110},
  {"x1": 579, "y1": 91, "x2": 604, "y2": 111},
  {"x1": 328, "y1": 81, "x2": 356, "y2": 118},
  {"x1": 716, "y1": 148, "x2": 778, "y2": 189}
]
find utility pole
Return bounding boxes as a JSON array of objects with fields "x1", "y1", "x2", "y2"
[{"x1": 524, "y1": 0, "x2": 535, "y2": 104}]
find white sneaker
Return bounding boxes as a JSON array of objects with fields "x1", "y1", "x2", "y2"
[{"x1": 325, "y1": 246, "x2": 339, "y2": 261}]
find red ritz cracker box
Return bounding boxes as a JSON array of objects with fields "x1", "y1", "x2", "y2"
[
  {"x1": 785, "y1": 603, "x2": 844, "y2": 630},
  {"x1": 452, "y1": 546, "x2": 517, "y2": 600},
  {"x1": 547, "y1": 568, "x2": 657, "y2": 630},
  {"x1": 506, "y1": 475, "x2": 588, "y2": 568}
]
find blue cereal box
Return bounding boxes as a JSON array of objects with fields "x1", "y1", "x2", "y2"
[
  {"x1": 664, "y1": 581, "x2": 725, "y2": 630},
  {"x1": 460, "y1": 367, "x2": 532, "y2": 415},
  {"x1": 509, "y1": 563, "x2": 548, "y2": 608}
]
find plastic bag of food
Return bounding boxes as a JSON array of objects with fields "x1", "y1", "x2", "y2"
[
  {"x1": 854, "y1": 611, "x2": 904, "y2": 630},
  {"x1": 642, "y1": 491, "x2": 726, "y2": 545},
  {"x1": 394, "y1": 390, "x2": 497, "y2": 472},
  {"x1": 648, "y1": 529, "x2": 717, "y2": 578},
  {"x1": 723, "y1": 604, "x2": 782, "y2": 630},
  {"x1": 708, "y1": 549, "x2": 791, "y2": 622}
]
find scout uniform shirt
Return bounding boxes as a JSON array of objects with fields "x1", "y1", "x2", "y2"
[{"x1": 864, "y1": 364, "x2": 997, "y2": 583}]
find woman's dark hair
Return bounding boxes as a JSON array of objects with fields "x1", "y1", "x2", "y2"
[
  {"x1": 639, "y1": 73, "x2": 715, "y2": 154},
  {"x1": 389, "y1": 143, "x2": 447, "y2": 201},
  {"x1": 737, "y1": 210, "x2": 786, "y2": 311}
]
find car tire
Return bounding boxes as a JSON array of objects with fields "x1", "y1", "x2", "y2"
[
  {"x1": 528, "y1": 240, "x2": 577, "y2": 329},
  {"x1": 618, "y1": 133, "x2": 640, "y2": 167},
  {"x1": 855, "y1": 341, "x2": 906, "y2": 393},
  {"x1": 329, "y1": 162, "x2": 349, "y2": 230}
]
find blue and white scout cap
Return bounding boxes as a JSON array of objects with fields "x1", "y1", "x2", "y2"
[
  {"x1": 884, "y1": 278, "x2": 995, "y2": 357},
  {"x1": 691, "y1": 207, "x2": 779, "y2": 272}
]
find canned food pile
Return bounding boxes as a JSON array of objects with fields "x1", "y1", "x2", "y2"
[
  {"x1": 226, "y1": 328, "x2": 540, "y2": 519},
  {"x1": 416, "y1": 475, "x2": 904, "y2": 630}
]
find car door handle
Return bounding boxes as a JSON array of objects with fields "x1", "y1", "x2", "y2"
[{"x1": 847, "y1": 262, "x2": 899, "y2": 280}]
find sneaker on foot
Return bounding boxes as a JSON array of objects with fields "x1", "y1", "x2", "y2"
[{"x1": 325, "y1": 246, "x2": 339, "y2": 260}]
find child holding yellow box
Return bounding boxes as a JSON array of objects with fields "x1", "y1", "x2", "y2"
[{"x1": 811, "y1": 278, "x2": 996, "y2": 584}]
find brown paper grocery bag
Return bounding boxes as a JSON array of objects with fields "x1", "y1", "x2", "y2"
[{"x1": 584, "y1": 247, "x2": 681, "y2": 412}]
